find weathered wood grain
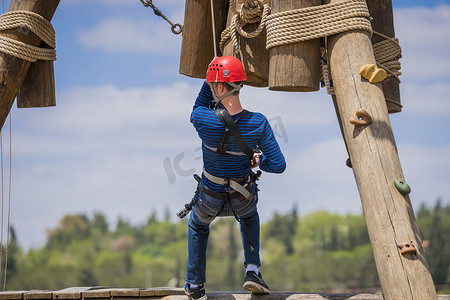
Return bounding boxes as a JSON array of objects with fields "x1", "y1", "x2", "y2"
[
  {"x1": 0, "y1": 0, "x2": 60, "y2": 129},
  {"x1": 325, "y1": 0, "x2": 437, "y2": 298},
  {"x1": 366, "y1": 0, "x2": 401, "y2": 113},
  {"x1": 222, "y1": 0, "x2": 269, "y2": 87},
  {"x1": 17, "y1": 59, "x2": 56, "y2": 108},
  {"x1": 53, "y1": 287, "x2": 92, "y2": 300},
  {"x1": 179, "y1": 0, "x2": 228, "y2": 79},
  {"x1": 268, "y1": 0, "x2": 321, "y2": 91},
  {"x1": 1, "y1": 290, "x2": 449, "y2": 300},
  {"x1": 24, "y1": 291, "x2": 52, "y2": 300},
  {"x1": 140, "y1": 288, "x2": 185, "y2": 298}
]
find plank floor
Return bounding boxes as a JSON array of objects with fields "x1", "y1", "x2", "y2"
[{"x1": 0, "y1": 288, "x2": 448, "y2": 300}]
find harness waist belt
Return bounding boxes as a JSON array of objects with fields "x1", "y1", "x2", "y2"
[
  {"x1": 203, "y1": 169, "x2": 251, "y2": 200},
  {"x1": 202, "y1": 185, "x2": 250, "y2": 201}
]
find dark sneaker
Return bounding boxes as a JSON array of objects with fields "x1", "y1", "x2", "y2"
[
  {"x1": 243, "y1": 271, "x2": 270, "y2": 294},
  {"x1": 184, "y1": 283, "x2": 207, "y2": 300}
]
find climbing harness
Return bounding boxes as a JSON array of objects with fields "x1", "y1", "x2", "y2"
[
  {"x1": 140, "y1": 0, "x2": 183, "y2": 35},
  {"x1": 203, "y1": 169, "x2": 252, "y2": 200},
  {"x1": 214, "y1": 104, "x2": 254, "y2": 159},
  {"x1": 176, "y1": 174, "x2": 202, "y2": 219}
]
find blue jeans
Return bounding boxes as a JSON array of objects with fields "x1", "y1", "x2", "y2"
[{"x1": 185, "y1": 181, "x2": 260, "y2": 285}]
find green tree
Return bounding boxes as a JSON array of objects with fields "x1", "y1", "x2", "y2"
[
  {"x1": 46, "y1": 214, "x2": 90, "y2": 250},
  {"x1": 225, "y1": 220, "x2": 238, "y2": 289},
  {"x1": 427, "y1": 200, "x2": 450, "y2": 284}
]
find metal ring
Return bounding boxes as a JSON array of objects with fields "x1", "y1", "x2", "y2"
[{"x1": 171, "y1": 23, "x2": 183, "y2": 34}]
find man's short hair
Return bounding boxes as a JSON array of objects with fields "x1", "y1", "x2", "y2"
[{"x1": 223, "y1": 81, "x2": 243, "y2": 96}]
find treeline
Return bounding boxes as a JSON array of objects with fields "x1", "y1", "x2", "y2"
[{"x1": 1, "y1": 200, "x2": 449, "y2": 292}]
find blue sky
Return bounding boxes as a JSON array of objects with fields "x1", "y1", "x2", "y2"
[{"x1": 0, "y1": 0, "x2": 449, "y2": 248}]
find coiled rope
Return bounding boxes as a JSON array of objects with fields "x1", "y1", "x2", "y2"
[
  {"x1": 219, "y1": 0, "x2": 270, "y2": 54},
  {"x1": 372, "y1": 31, "x2": 401, "y2": 82},
  {"x1": 261, "y1": 0, "x2": 401, "y2": 94},
  {"x1": 266, "y1": 0, "x2": 372, "y2": 49},
  {"x1": 321, "y1": 31, "x2": 402, "y2": 95},
  {"x1": 0, "y1": 10, "x2": 56, "y2": 62}
]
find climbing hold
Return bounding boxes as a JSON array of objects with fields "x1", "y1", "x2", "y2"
[
  {"x1": 397, "y1": 242, "x2": 417, "y2": 255},
  {"x1": 359, "y1": 64, "x2": 387, "y2": 83},
  {"x1": 346, "y1": 158, "x2": 352, "y2": 168},
  {"x1": 349, "y1": 109, "x2": 373, "y2": 126},
  {"x1": 394, "y1": 179, "x2": 411, "y2": 195}
]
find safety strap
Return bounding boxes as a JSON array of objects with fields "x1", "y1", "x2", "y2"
[
  {"x1": 216, "y1": 109, "x2": 248, "y2": 154},
  {"x1": 215, "y1": 104, "x2": 254, "y2": 159},
  {"x1": 210, "y1": 82, "x2": 244, "y2": 107},
  {"x1": 203, "y1": 169, "x2": 251, "y2": 200}
]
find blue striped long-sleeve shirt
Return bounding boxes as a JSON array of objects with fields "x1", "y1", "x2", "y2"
[{"x1": 191, "y1": 82, "x2": 286, "y2": 193}]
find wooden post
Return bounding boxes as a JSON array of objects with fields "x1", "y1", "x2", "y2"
[
  {"x1": 366, "y1": 0, "x2": 402, "y2": 113},
  {"x1": 0, "y1": 0, "x2": 60, "y2": 129},
  {"x1": 325, "y1": 0, "x2": 437, "y2": 298},
  {"x1": 179, "y1": 0, "x2": 228, "y2": 79},
  {"x1": 222, "y1": 1, "x2": 269, "y2": 87},
  {"x1": 17, "y1": 59, "x2": 56, "y2": 108},
  {"x1": 268, "y1": 0, "x2": 321, "y2": 92}
]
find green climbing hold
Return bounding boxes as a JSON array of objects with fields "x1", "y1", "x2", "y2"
[
  {"x1": 346, "y1": 158, "x2": 352, "y2": 168},
  {"x1": 394, "y1": 180, "x2": 411, "y2": 195}
]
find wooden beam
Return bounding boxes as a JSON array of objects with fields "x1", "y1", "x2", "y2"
[
  {"x1": 0, "y1": 0, "x2": 60, "y2": 129},
  {"x1": 222, "y1": 0, "x2": 270, "y2": 87},
  {"x1": 366, "y1": 0, "x2": 402, "y2": 113},
  {"x1": 268, "y1": 0, "x2": 321, "y2": 92},
  {"x1": 179, "y1": 0, "x2": 228, "y2": 79},
  {"x1": 325, "y1": 0, "x2": 437, "y2": 298},
  {"x1": 17, "y1": 59, "x2": 56, "y2": 108},
  {"x1": 1, "y1": 290, "x2": 450, "y2": 300}
]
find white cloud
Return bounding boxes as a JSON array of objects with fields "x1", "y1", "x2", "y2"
[
  {"x1": 401, "y1": 81, "x2": 450, "y2": 115},
  {"x1": 398, "y1": 144, "x2": 450, "y2": 205},
  {"x1": 6, "y1": 3, "x2": 450, "y2": 249},
  {"x1": 395, "y1": 4, "x2": 450, "y2": 82},
  {"x1": 77, "y1": 17, "x2": 182, "y2": 55},
  {"x1": 242, "y1": 87, "x2": 337, "y2": 129}
]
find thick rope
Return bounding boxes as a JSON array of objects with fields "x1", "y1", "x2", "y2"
[
  {"x1": 210, "y1": 0, "x2": 218, "y2": 58},
  {"x1": 266, "y1": 0, "x2": 372, "y2": 50},
  {"x1": 372, "y1": 31, "x2": 401, "y2": 82},
  {"x1": 219, "y1": 0, "x2": 270, "y2": 54},
  {"x1": 320, "y1": 46, "x2": 335, "y2": 95},
  {"x1": 0, "y1": 10, "x2": 56, "y2": 62},
  {"x1": 321, "y1": 30, "x2": 402, "y2": 95},
  {"x1": 0, "y1": 11, "x2": 55, "y2": 48}
]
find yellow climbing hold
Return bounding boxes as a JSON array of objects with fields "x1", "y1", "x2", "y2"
[{"x1": 359, "y1": 64, "x2": 387, "y2": 83}]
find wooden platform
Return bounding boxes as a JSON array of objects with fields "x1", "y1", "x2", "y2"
[{"x1": 0, "y1": 288, "x2": 449, "y2": 300}]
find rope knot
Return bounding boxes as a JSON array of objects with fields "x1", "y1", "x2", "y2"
[{"x1": 220, "y1": 0, "x2": 270, "y2": 55}]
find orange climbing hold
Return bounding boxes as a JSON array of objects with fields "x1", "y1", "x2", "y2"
[{"x1": 349, "y1": 109, "x2": 373, "y2": 126}]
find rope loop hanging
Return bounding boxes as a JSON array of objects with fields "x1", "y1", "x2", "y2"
[
  {"x1": 0, "y1": 10, "x2": 56, "y2": 62},
  {"x1": 219, "y1": 0, "x2": 270, "y2": 54}
]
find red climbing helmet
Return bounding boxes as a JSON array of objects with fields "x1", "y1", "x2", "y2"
[{"x1": 206, "y1": 56, "x2": 247, "y2": 83}]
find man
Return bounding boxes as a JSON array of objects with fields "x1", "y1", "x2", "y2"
[{"x1": 185, "y1": 56, "x2": 286, "y2": 300}]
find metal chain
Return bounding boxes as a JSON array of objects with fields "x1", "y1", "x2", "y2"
[{"x1": 140, "y1": 0, "x2": 183, "y2": 34}]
